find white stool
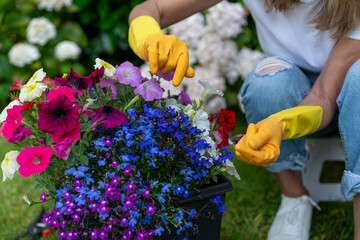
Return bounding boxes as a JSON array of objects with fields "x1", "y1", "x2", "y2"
[{"x1": 302, "y1": 137, "x2": 350, "y2": 203}]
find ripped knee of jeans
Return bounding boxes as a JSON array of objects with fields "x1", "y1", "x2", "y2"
[{"x1": 255, "y1": 57, "x2": 293, "y2": 76}]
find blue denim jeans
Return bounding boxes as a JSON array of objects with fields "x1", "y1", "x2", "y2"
[{"x1": 239, "y1": 56, "x2": 360, "y2": 199}]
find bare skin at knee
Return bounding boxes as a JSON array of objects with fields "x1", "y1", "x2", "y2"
[
  {"x1": 255, "y1": 57, "x2": 293, "y2": 76},
  {"x1": 274, "y1": 170, "x2": 309, "y2": 197}
]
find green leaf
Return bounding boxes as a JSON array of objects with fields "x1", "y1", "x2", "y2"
[
  {"x1": 74, "y1": 0, "x2": 92, "y2": 9},
  {"x1": 33, "y1": 183, "x2": 43, "y2": 191},
  {"x1": 236, "y1": 27, "x2": 251, "y2": 47},
  {"x1": 99, "y1": 33, "x2": 115, "y2": 55},
  {"x1": 79, "y1": 155, "x2": 89, "y2": 165},
  {"x1": 80, "y1": 113, "x2": 89, "y2": 122},
  {"x1": 83, "y1": 141, "x2": 90, "y2": 147},
  {"x1": 4, "y1": 13, "x2": 30, "y2": 29},
  {"x1": 46, "y1": 183, "x2": 56, "y2": 193},
  {"x1": 59, "y1": 21, "x2": 88, "y2": 47},
  {"x1": 211, "y1": 174, "x2": 218, "y2": 183}
]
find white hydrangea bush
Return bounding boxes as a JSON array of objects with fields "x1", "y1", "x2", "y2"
[
  {"x1": 166, "y1": 0, "x2": 266, "y2": 114},
  {"x1": 26, "y1": 17, "x2": 56, "y2": 46},
  {"x1": 37, "y1": 0, "x2": 73, "y2": 11},
  {"x1": 8, "y1": 43, "x2": 41, "y2": 67},
  {"x1": 7, "y1": 0, "x2": 80, "y2": 68},
  {"x1": 54, "y1": 40, "x2": 81, "y2": 61}
]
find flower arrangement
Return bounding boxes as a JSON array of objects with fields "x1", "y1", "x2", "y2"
[{"x1": 0, "y1": 58, "x2": 240, "y2": 239}]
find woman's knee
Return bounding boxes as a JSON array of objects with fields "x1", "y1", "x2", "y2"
[
  {"x1": 345, "y1": 59, "x2": 360, "y2": 84},
  {"x1": 337, "y1": 58, "x2": 360, "y2": 110},
  {"x1": 241, "y1": 57, "x2": 308, "y2": 113}
]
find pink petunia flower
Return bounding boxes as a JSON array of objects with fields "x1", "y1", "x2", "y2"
[
  {"x1": 115, "y1": 61, "x2": 143, "y2": 87},
  {"x1": 54, "y1": 137, "x2": 74, "y2": 160},
  {"x1": 10, "y1": 79, "x2": 23, "y2": 90},
  {"x1": 42, "y1": 77, "x2": 57, "y2": 89},
  {"x1": 8, "y1": 125, "x2": 32, "y2": 143},
  {"x1": 55, "y1": 67, "x2": 104, "y2": 90},
  {"x1": 134, "y1": 78, "x2": 163, "y2": 101},
  {"x1": 180, "y1": 91, "x2": 192, "y2": 105},
  {"x1": 16, "y1": 145, "x2": 53, "y2": 177},
  {"x1": 92, "y1": 105, "x2": 129, "y2": 129},
  {"x1": 38, "y1": 95, "x2": 81, "y2": 143},
  {"x1": 47, "y1": 86, "x2": 82, "y2": 102},
  {"x1": 2, "y1": 105, "x2": 23, "y2": 139},
  {"x1": 0, "y1": 122, "x2": 5, "y2": 138}
]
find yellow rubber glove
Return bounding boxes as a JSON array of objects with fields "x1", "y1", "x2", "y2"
[
  {"x1": 128, "y1": 16, "x2": 195, "y2": 86},
  {"x1": 235, "y1": 106, "x2": 323, "y2": 166}
]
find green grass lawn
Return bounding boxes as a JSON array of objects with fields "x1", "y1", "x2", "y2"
[{"x1": 0, "y1": 138, "x2": 354, "y2": 240}]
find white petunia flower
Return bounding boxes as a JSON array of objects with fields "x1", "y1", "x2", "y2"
[
  {"x1": 224, "y1": 159, "x2": 241, "y2": 180},
  {"x1": 27, "y1": 17, "x2": 56, "y2": 46},
  {"x1": 158, "y1": 99, "x2": 183, "y2": 112},
  {"x1": 19, "y1": 82, "x2": 47, "y2": 102},
  {"x1": 26, "y1": 68, "x2": 46, "y2": 86},
  {"x1": 0, "y1": 100, "x2": 22, "y2": 123},
  {"x1": 37, "y1": 0, "x2": 73, "y2": 11},
  {"x1": 54, "y1": 40, "x2": 81, "y2": 61},
  {"x1": 198, "y1": 80, "x2": 224, "y2": 99},
  {"x1": 94, "y1": 58, "x2": 116, "y2": 78},
  {"x1": 191, "y1": 109, "x2": 210, "y2": 135},
  {"x1": 204, "y1": 96, "x2": 227, "y2": 115},
  {"x1": 8, "y1": 43, "x2": 40, "y2": 67},
  {"x1": 201, "y1": 135, "x2": 218, "y2": 159},
  {"x1": 1, "y1": 151, "x2": 20, "y2": 181}
]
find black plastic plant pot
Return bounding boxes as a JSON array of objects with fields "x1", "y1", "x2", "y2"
[{"x1": 158, "y1": 173, "x2": 233, "y2": 240}]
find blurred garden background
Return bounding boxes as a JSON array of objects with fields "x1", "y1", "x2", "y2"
[{"x1": 0, "y1": 0, "x2": 354, "y2": 239}]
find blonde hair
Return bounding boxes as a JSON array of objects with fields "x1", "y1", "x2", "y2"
[{"x1": 264, "y1": 0, "x2": 360, "y2": 40}]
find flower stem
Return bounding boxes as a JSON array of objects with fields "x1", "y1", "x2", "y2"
[{"x1": 124, "y1": 95, "x2": 140, "y2": 112}]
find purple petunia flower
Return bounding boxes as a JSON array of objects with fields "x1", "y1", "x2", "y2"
[
  {"x1": 92, "y1": 105, "x2": 129, "y2": 129},
  {"x1": 37, "y1": 94, "x2": 81, "y2": 143},
  {"x1": 8, "y1": 125, "x2": 32, "y2": 143},
  {"x1": 134, "y1": 78, "x2": 163, "y2": 101},
  {"x1": 115, "y1": 61, "x2": 143, "y2": 87},
  {"x1": 180, "y1": 91, "x2": 192, "y2": 105},
  {"x1": 156, "y1": 70, "x2": 174, "y2": 81},
  {"x1": 99, "y1": 78, "x2": 118, "y2": 100},
  {"x1": 55, "y1": 67, "x2": 104, "y2": 90}
]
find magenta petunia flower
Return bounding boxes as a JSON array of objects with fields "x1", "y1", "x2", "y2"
[
  {"x1": 8, "y1": 125, "x2": 32, "y2": 143},
  {"x1": 38, "y1": 95, "x2": 81, "y2": 143},
  {"x1": 51, "y1": 119, "x2": 81, "y2": 144},
  {"x1": 47, "y1": 86, "x2": 82, "y2": 102},
  {"x1": 54, "y1": 67, "x2": 104, "y2": 90},
  {"x1": 115, "y1": 61, "x2": 143, "y2": 87},
  {"x1": 16, "y1": 145, "x2": 53, "y2": 177},
  {"x1": 92, "y1": 105, "x2": 129, "y2": 129},
  {"x1": 180, "y1": 91, "x2": 192, "y2": 105},
  {"x1": 54, "y1": 137, "x2": 74, "y2": 160},
  {"x1": 99, "y1": 78, "x2": 118, "y2": 100},
  {"x1": 156, "y1": 71, "x2": 174, "y2": 81},
  {"x1": 3, "y1": 105, "x2": 23, "y2": 139},
  {"x1": 134, "y1": 78, "x2": 163, "y2": 101}
]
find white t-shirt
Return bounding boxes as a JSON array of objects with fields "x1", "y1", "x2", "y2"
[{"x1": 243, "y1": 0, "x2": 360, "y2": 72}]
